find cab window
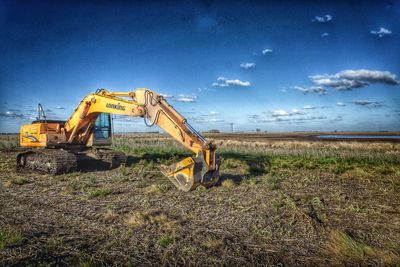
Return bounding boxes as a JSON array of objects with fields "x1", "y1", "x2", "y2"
[{"x1": 94, "y1": 113, "x2": 111, "y2": 139}]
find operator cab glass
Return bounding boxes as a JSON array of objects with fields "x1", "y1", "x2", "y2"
[{"x1": 94, "y1": 113, "x2": 111, "y2": 140}]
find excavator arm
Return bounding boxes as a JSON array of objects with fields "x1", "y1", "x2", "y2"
[{"x1": 63, "y1": 88, "x2": 220, "y2": 191}]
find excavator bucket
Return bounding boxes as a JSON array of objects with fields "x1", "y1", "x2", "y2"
[{"x1": 162, "y1": 153, "x2": 220, "y2": 192}]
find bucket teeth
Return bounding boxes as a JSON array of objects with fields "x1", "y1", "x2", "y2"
[{"x1": 162, "y1": 154, "x2": 220, "y2": 192}]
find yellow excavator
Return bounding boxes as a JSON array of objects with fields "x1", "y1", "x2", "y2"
[{"x1": 17, "y1": 88, "x2": 220, "y2": 191}]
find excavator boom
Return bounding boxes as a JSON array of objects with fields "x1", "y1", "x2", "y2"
[{"x1": 18, "y1": 88, "x2": 220, "y2": 191}]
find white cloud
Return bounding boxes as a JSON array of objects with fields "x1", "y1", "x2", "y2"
[
  {"x1": 291, "y1": 116, "x2": 327, "y2": 122},
  {"x1": 248, "y1": 114, "x2": 260, "y2": 120},
  {"x1": 303, "y1": 105, "x2": 317, "y2": 110},
  {"x1": 330, "y1": 115, "x2": 344, "y2": 123},
  {"x1": 352, "y1": 100, "x2": 384, "y2": 108},
  {"x1": 273, "y1": 110, "x2": 289, "y2": 117},
  {"x1": 226, "y1": 79, "x2": 251, "y2": 87},
  {"x1": 261, "y1": 116, "x2": 327, "y2": 123},
  {"x1": 209, "y1": 118, "x2": 224, "y2": 122},
  {"x1": 0, "y1": 111, "x2": 24, "y2": 119},
  {"x1": 321, "y1": 32, "x2": 329, "y2": 38},
  {"x1": 294, "y1": 86, "x2": 327, "y2": 95},
  {"x1": 6, "y1": 108, "x2": 21, "y2": 112},
  {"x1": 114, "y1": 115, "x2": 142, "y2": 122},
  {"x1": 160, "y1": 93, "x2": 173, "y2": 99},
  {"x1": 240, "y1": 62, "x2": 256, "y2": 69},
  {"x1": 175, "y1": 98, "x2": 196, "y2": 103},
  {"x1": 197, "y1": 87, "x2": 216, "y2": 93},
  {"x1": 336, "y1": 102, "x2": 346, "y2": 107},
  {"x1": 175, "y1": 94, "x2": 197, "y2": 103},
  {"x1": 370, "y1": 27, "x2": 392, "y2": 37},
  {"x1": 262, "y1": 49, "x2": 273, "y2": 55},
  {"x1": 189, "y1": 114, "x2": 224, "y2": 123},
  {"x1": 210, "y1": 111, "x2": 218, "y2": 115},
  {"x1": 212, "y1": 82, "x2": 228, "y2": 87},
  {"x1": 309, "y1": 69, "x2": 399, "y2": 91},
  {"x1": 338, "y1": 69, "x2": 398, "y2": 84},
  {"x1": 313, "y1": 14, "x2": 333, "y2": 23},
  {"x1": 311, "y1": 75, "x2": 367, "y2": 90},
  {"x1": 259, "y1": 106, "x2": 330, "y2": 124},
  {"x1": 212, "y1": 77, "x2": 251, "y2": 87},
  {"x1": 302, "y1": 105, "x2": 329, "y2": 110},
  {"x1": 272, "y1": 109, "x2": 303, "y2": 117},
  {"x1": 54, "y1": 106, "x2": 66, "y2": 110}
]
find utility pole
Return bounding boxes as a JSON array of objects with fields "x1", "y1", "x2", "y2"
[{"x1": 230, "y1": 123, "x2": 234, "y2": 133}]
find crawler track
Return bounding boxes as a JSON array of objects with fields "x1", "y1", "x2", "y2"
[
  {"x1": 17, "y1": 149, "x2": 77, "y2": 174},
  {"x1": 90, "y1": 149, "x2": 127, "y2": 168}
]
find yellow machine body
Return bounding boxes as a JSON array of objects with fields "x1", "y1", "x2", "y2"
[{"x1": 20, "y1": 122, "x2": 66, "y2": 147}]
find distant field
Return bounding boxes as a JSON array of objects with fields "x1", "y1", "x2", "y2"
[
  {"x1": 204, "y1": 131, "x2": 400, "y2": 138},
  {"x1": 1, "y1": 134, "x2": 399, "y2": 266}
]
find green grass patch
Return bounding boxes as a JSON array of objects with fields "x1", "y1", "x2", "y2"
[
  {"x1": 12, "y1": 177, "x2": 30, "y2": 185},
  {"x1": 272, "y1": 193, "x2": 295, "y2": 212},
  {"x1": 145, "y1": 183, "x2": 171, "y2": 194},
  {"x1": 241, "y1": 175, "x2": 260, "y2": 185},
  {"x1": 0, "y1": 135, "x2": 19, "y2": 151},
  {"x1": 220, "y1": 158, "x2": 246, "y2": 170},
  {"x1": 0, "y1": 226, "x2": 23, "y2": 249},
  {"x1": 325, "y1": 230, "x2": 400, "y2": 265},
  {"x1": 112, "y1": 136, "x2": 400, "y2": 182},
  {"x1": 265, "y1": 176, "x2": 280, "y2": 190},
  {"x1": 221, "y1": 179, "x2": 236, "y2": 188},
  {"x1": 46, "y1": 237, "x2": 65, "y2": 252},
  {"x1": 88, "y1": 187, "x2": 112, "y2": 198},
  {"x1": 157, "y1": 235, "x2": 174, "y2": 247}
]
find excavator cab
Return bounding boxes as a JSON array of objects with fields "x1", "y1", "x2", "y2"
[{"x1": 90, "y1": 113, "x2": 112, "y2": 146}]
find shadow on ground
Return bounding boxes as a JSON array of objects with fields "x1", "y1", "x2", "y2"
[
  {"x1": 75, "y1": 151, "x2": 271, "y2": 186},
  {"x1": 217, "y1": 152, "x2": 271, "y2": 185}
]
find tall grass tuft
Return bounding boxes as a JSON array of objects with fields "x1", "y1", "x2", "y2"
[{"x1": 325, "y1": 230, "x2": 400, "y2": 265}]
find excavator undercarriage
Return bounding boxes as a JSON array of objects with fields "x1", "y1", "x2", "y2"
[
  {"x1": 17, "y1": 149, "x2": 77, "y2": 175},
  {"x1": 16, "y1": 148, "x2": 127, "y2": 175}
]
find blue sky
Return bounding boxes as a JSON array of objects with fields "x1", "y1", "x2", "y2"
[{"x1": 0, "y1": 0, "x2": 399, "y2": 133}]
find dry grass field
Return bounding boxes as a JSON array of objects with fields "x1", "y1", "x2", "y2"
[{"x1": 1, "y1": 133, "x2": 399, "y2": 266}]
